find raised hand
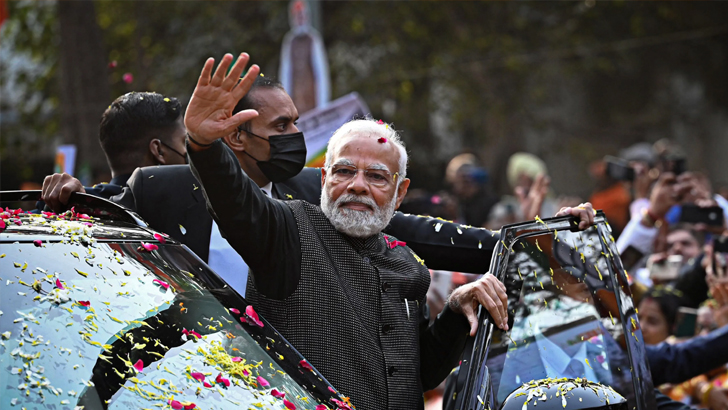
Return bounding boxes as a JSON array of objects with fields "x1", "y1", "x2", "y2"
[{"x1": 184, "y1": 53, "x2": 261, "y2": 145}]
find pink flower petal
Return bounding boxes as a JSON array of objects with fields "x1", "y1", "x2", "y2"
[
  {"x1": 78, "y1": 300, "x2": 90, "y2": 307},
  {"x1": 108, "y1": 61, "x2": 117, "y2": 68},
  {"x1": 283, "y1": 399, "x2": 296, "y2": 410},
  {"x1": 231, "y1": 357, "x2": 242, "y2": 362},
  {"x1": 229, "y1": 308, "x2": 240, "y2": 314},
  {"x1": 168, "y1": 400, "x2": 183, "y2": 410},
  {"x1": 183, "y1": 404, "x2": 197, "y2": 410},
  {"x1": 257, "y1": 376, "x2": 269, "y2": 388},
  {"x1": 299, "y1": 359, "x2": 313, "y2": 371},
  {"x1": 33, "y1": 240, "x2": 42, "y2": 247},
  {"x1": 13, "y1": 219, "x2": 21, "y2": 226},
  {"x1": 328, "y1": 386, "x2": 337, "y2": 394},
  {"x1": 153, "y1": 279, "x2": 170, "y2": 290},
  {"x1": 377, "y1": 137, "x2": 387, "y2": 144},
  {"x1": 316, "y1": 406, "x2": 329, "y2": 410},
  {"x1": 190, "y1": 372, "x2": 205, "y2": 382},
  {"x1": 133, "y1": 359, "x2": 144, "y2": 372},
  {"x1": 377, "y1": 119, "x2": 384, "y2": 124},
  {"x1": 244, "y1": 305, "x2": 264, "y2": 327},
  {"x1": 123, "y1": 73, "x2": 134, "y2": 84},
  {"x1": 153, "y1": 233, "x2": 167, "y2": 244},
  {"x1": 215, "y1": 373, "x2": 230, "y2": 387},
  {"x1": 139, "y1": 242, "x2": 158, "y2": 252},
  {"x1": 271, "y1": 388, "x2": 285, "y2": 399},
  {"x1": 243, "y1": 369, "x2": 250, "y2": 377},
  {"x1": 0, "y1": 220, "x2": 5, "y2": 230},
  {"x1": 596, "y1": 354, "x2": 606, "y2": 364},
  {"x1": 203, "y1": 381, "x2": 212, "y2": 388}
]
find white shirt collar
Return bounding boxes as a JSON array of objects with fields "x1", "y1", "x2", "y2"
[{"x1": 260, "y1": 182, "x2": 273, "y2": 197}]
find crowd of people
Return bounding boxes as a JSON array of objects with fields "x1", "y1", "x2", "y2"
[{"x1": 36, "y1": 52, "x2": 728, "y2": 410}]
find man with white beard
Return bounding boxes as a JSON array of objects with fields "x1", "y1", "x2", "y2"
[{"x1": 184, "y1": 53, "x2": 594, "y2": 410}]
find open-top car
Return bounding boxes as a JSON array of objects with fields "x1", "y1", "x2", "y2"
[
  {"x1": 0, "y1": 191, "x2": 352, "y2": 410},
  {"x1": 452, "y1": 213, "x2": 656, "y2": 410}
]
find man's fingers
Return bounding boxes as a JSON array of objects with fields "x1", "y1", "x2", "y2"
[
  {"x1": 229, "y1": 109, "x2": 259, "y2": 129},
  {"x1": 222, "y1": 53, "x2": 250, "y2": 91},
  {"x1": 473, "y1": 284, "x2": 507, "y2": 330},
  {"x1": 210, "y1": 53, "x2": 234, "y2": 87},
  {"x1": 232, "y1": 64, "x2": 261, "y2": 101},
  {"x1": 197, "y1": 57, "x2": 215, "y2": 87},
  {"x1": 460, "y1": 302, "x2": 478, "y2": 337}
]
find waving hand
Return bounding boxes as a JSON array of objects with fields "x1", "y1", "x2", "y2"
[{"x1": 184, "y1": 53, "x2": 261, "y2": 145}]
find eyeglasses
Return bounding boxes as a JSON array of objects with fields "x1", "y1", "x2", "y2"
[{"x1": 329, "y1": 164, "x2": 398, "y2": 187}]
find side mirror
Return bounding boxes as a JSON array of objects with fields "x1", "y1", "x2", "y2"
[{"x1": 500, "y1": 378, "x2": 627, "y2": 410}]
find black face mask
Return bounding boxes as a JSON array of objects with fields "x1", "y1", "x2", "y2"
[{"x1": 240, "y1": 129, "x2": 307, "y2": 183}]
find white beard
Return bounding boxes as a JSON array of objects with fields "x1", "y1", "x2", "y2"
[{"x1": 320, "y1": 190, "x2": 397, "y2": 238}]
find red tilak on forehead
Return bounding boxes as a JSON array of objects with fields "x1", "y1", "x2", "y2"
[{"x1": 378, "y1": 137, "x2": 388, "y2": 143}]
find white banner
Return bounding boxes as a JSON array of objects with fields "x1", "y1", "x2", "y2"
[{"x1": 297, "y1": 92, "x2": 370, "y2": 167}]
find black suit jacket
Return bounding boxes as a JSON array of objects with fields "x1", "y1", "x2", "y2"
[{"x1": 112, "y1": 165, "x2": 499, "y2": 272}]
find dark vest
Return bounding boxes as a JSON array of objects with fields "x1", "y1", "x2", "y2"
[{"x1": 246, "y1": 201, "x2": 431, "y2": 410}]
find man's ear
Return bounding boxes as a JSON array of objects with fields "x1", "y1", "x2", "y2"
[
  {"x1": 320, "y1": 167, "x2": 327, "y2": 188},
  {"x1": 394, "y1": 178, "x2": 411, "y2": 210},
  {"x1": 148, "y1": 139, "x2": 166, "y2": 165},
  {"x1": 222, "y1": 130, "x2": 245, "y2": 152}
]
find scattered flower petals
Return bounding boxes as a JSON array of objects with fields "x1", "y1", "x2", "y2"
[
  {"x1": 377, "y1": 137, "x2": 387, "y2": 144},
  {"x1": 153, "y1": 233, "x2": 167, "y2": 243},
  {"x1": 283, "y1": 399, "x2": 297, "y2": 409},
  {"x1": 243, "y1": 369, "x2": 250, "y2": 377},
  {"x1": 183, "y1": 404, "x2": 197, "y2": 410},
  {"x1": 299, "y1": 359, "x2": 313, "y2": 371},
  {"x1": 271, "y1": 389, "x2": 285, "y2": 399},
  {"x1": 182, "y1": 328, "x2": 201, "y2": 340},
  {"x1": 257, "y1": 376, "x2": 269, "y2": 388},
  {"x1": 229, "y1": 307, "x2": 240, "y2": 314},
  {"x1": 316, "y1": 406, "x2": 328, "y2": 410},
  {"x1": 33, "y1": 240, "x2": 42, "y2": 247},
  {"x1": 133, "y1": 359, "x2": 143, "y2": 372},
  {"x1": 78, "y1": 300, "x2": 90, "y2": 307},
  {"x1": 203, "y1": 381, "x2": 212, "y2": 388},
  {"x1": 377, "y1": 119, "x2": 384, "y2": 124},
  {"x1": 123, "y1": 73, "x2": 134, "y2": 84},
  {"x1": 231, "y1": 357, "x2": 242, "y2": 362},
  {"x1": 328, "y1": 386, "x2": 337, "y2": 394},
  {"x1": 215, "y1": 373, "x2": 230, "y2": 387},
  {"x1": 0, "y1": 220, "x2": 5, "y2": 230},
  {"x1": 153, "y1": 279, "x2": 170, "y2": 290},
  {"x1": 168, "y1": 399, "x2": 183, "y2": 410},
  {"x1": 244, "y1": 305, "x2": 264, "y2": 327},
  {"x1": 190, "y1": 372, "x2": 205, "y2": 382},
  {"x1": 55, "y1": 279, "x2": 65, "y2": 290},
  {"x1": 108, "y1": 60, "x2": 117, "y2": 68}
]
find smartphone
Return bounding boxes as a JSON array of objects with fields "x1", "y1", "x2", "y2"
[
  {"x1": 674, "y1": 307, "x2": 698, "y2": 338},
  {"x1": 714, "y1": 235, "x2": 728, "y2": 253},
  {"x1": 665, "y1": 157, "x2": 686, "y2": 176},
  {"x1": 620, "y1": 245, "x2": 644, "y2": 271},
  {"x1": 679, "y1": 204, "x2": 725, "y2": 227},
  {"x1": 648, "y1": 255, "x2": 683, "y2": 281},
  {"x1": 605, "y1": 156, "x2": 635, "y2": 181}
]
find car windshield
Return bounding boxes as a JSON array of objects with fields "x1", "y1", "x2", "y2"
[
  {"x1": 485, "y1": 222, "x2": 656, "y2": 409},
  {"x1": 0, "y1": 213, "x2": 340, "y2": 410}
]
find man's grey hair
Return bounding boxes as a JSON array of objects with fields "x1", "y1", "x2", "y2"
[{"x1": 324, "y1": 118, "x2": 408, "y2": 180}]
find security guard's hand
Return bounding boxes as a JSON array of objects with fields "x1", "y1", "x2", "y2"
[
  {"x1": 41, "y1": 173, "x2": 85, "y2": 213},
  {"x1": 555, "y1": 201, "x2": 595, "y2": 230},
  {"x1": 448, "y1": 272, "x2": 508, "y2": 336}
]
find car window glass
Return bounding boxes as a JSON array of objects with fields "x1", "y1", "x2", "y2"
[
  {"x1": 0, "y1": 231, "x2": 332, "y2": 410},
  {"x1": 485, "y1": 226, "x2": 649, "y2": 409}
]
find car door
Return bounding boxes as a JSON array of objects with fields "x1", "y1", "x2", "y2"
[{"x1": 454, "y1": 213, "x2": 656, "y2": 410}]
